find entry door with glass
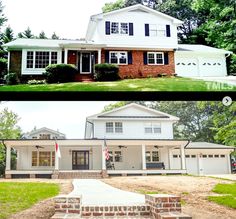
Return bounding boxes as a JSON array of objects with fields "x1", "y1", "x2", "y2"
[
  {"x1": 80, "y1": 52, "x2": 91, "y2": 74},
  {"x1": 72, "y1": 151, "x2": 89, "y2": 170}
]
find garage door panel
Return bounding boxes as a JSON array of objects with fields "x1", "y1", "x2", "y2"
[
  {"x1": 202, "y1": 158, "x2": 229, "y2": 174},
  {"x1": 186, "y1": 158, "x2": 198, "y2": 174},
  {"x1": 200, "y1": 58, "x2": 226, "y2": 77},
  {"x1": 175, "y1": 58, "x2": 199, "y2": 77}
]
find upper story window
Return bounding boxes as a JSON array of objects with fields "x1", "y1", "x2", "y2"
[
  {"x1": 110, "y1": 51, "x2": 128, "y2": 65},
  {"x1": 26, "y1": 51, "x2": 58, "y2": 69},
  {"x1": 147, "y1": 52, "x2": 164, "y2": 65},
  {"x1": 111, "y1": 22, "x2": 129, "y2": 35},
  {"x1": 144, "y1": 123, "x2": 161, "y2": 134},
  {"x1": 106, "y1": 122, "x2": 123, "y2": 133},
  {"x1": 39, "y1": 134, "x2": 51, "y2": 139},
  {"x1": 150, "y1": 24, "x2": 166, "y2": 37}
]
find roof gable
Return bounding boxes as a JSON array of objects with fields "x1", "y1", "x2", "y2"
[
  {"x1": 87, "y1": 103, "x2": 179, "y2": 121},
  {"x1": 25, "y1": 127, "x2": 65, "y2": 137}
]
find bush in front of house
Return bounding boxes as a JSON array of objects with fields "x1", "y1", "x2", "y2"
[
  {"x1": 0, "y1": 58, "x2": 8, "y2": 83},
  {"x1": 43, "y1": 64, "x2": 77, "y2": 84},
  {"x1": 4, "y1": 73, "x2": 19, "y2": 85},
  {"x1": 94, "y1": 63, "x2": 120, "y2": 81}
]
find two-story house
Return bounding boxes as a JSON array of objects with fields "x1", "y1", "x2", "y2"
[
  {"x1": 3, "y1": 103, "x2": 234, "y2": 179},
  {"x1": 4, "y1": 4, "x2": 232, "y2": 80}
]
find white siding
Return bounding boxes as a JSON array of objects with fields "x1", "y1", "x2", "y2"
[
  {"x1": 94, "y1": 120, "x2": 174, "y2": 139},
  {"x1": 94, "y1": 10, "x2": 178, "y2": 48},
  {"x1": 27, "y1": 130, "x2": 63, "y2": 139}
]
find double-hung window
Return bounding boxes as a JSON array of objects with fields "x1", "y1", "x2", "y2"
[
  {"x1": 110, "y1": 52, "x2": 128, "y2": 65},
  {"x1": 149, "y1": 24, "x2": 166, "y2": 37},
  {"x1": 106, "y1": 122, "x2": 123, "y2": 133},
  {"x1": 146, "y1": 151, "x2": 159, "y2": 162},
  {"x1": 111, "y1": 22, "x2": 129, "y2": 35},
  {"x1": 144, "y1": 123, "x2": 161, "y2": 134},
  {"x1": 32, "y1": 151, "x2": 55, "y2": 167},
  {"x1": 147, "y1": 52, "x2": 164, "y2": 65}
]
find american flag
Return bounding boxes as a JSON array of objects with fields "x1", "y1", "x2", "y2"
[
  {"x1": 55, "y1": 141, "x2": 61, "y2": 158},
  {"x1": 104, "y1": 139, "x2": 110, "y2": 161}
]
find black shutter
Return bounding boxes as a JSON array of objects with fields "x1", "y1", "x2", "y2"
[
  {"x1": 143, "y1": 52, "x2": 148, "y2": 65},
  {"x1": 166, "y1": 25, "x2": 171, "y2": 37},
  {"x1": 145, "y1": 24, "x2": 149, "y2": 36},
  {"x1": 128, "y1": 51, "x2": 132, "y2": 64},
  {"x1": 164, "y1": 52, "x2": 169, "y2": 65},
  {"x1": 105, "y1": 21, "x2": 111, "y2": 35},
  {"x1": 129, "y1": 23, "x2": 134, "y2": 36},
  {"x1": 105, "y1": 51, "x2": 110, "y2": 63}
]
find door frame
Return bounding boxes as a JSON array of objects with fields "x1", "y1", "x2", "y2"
[
  {"x1": 72, "y1": 150, "x2": 90, "y2": 170},
  {"x1": 80, "y1": 52, "x2": 91, "y2": 74}
]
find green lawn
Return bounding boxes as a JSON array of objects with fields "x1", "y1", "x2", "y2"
[
  {"x1": 0, "y1": 182, "x2": 59, "y2": 219},
  {"x1": 0, "y1": 78, "x2": 235, "y2": 91},
  {"x1": 208, "y1": 183, "x2": 236, "y2": 209}
]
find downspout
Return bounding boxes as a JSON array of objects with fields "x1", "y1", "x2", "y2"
[{"x1": 184, "y1": 140, "x2": 191, "y2": 149}]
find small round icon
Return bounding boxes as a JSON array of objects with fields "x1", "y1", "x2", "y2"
[{"x1": 222, "y1": 96, "x2": 232, "y2": 106}]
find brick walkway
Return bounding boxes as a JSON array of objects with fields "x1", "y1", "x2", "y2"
[{"x1": 69, "y1": 179, "x2": 145, "y2": 206}]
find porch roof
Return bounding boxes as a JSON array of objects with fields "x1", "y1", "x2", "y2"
[{"x1": 2, "y1": 139, "x2": 189, "y2": 148}]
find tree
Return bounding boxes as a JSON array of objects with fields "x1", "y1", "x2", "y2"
[
  {"x1": 51, "y1": 32, "x2": 60, "y2": 40},
  {"x1": 0, "y1": 1, "x2": 7, "y2": 58},
  {"x1": 18, "y1": 27, "x2": 34, "y2": 39},
  {"x1": 0, "y1": 108, "x2": 22, "y2": 176},
  {"x1": 102, "y1": 0, "x2": 125, "y2": 13},
  {"x1": 38, "y1": 31, "x2": 47, "y2": 39},
  {"x1": 1, "y1": 26, "x2": 14, "y2": 44}
]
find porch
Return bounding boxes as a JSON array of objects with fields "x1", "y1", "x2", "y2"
[{"x1": 3, "y1": 139, "x2": 188, "y2": 179}]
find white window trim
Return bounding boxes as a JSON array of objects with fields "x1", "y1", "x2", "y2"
[
  {"x1": 109, "y1": 51, "x2": 128, "y2": 65},
  {"x1": 31, "y1": 151, "x2": 55, "y2": 167},
  {"x1": 146, "y1": 149, "x2": 160, "y2": 162},
  {"x1": 147, "y1": 52, "x2": 164, "y2": 65},
  {"x1": 109, "y1": 150, "x2": 123, "y2": 163},
  {"x1": 149, "y1": 24, "x2": 166, "y2": 37},
  {"x1": 144, "y1": 123, "x2": 162, "y2": 134},
  {"x1": 111, "y1": 22, "x2": 129, "y2": 35},
  {"x1": 26, "y1": 50, "x2": 59, "y2": 70},
  {"x1": 105, "y1": 122, "x2": 123, "y2": 134}
]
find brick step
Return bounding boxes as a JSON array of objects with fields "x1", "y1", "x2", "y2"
[
  {"x1": 158, "y1": 211, "x2": 192, "y2": 219},
  {"x1": 75, "y1": 74, "x2": 94, "y2": 82},
  {"x1": 81, "y1": 205, "x2": 151, "y2": 218},
  {"x1": 58, "y1": 171, "x2": 102, "y2": 179}
]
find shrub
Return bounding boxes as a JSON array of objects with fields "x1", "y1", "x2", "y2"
[
  {"x1": 4, "y1": 73, "x2": 19, "y2": 85},
  {"x1": 27, "y1": 79, "x2": 46, "y2": 85},
  {"x1": 94, "y1": 63, "x2": 120, "y2": 81},
  {"x1": 43, "y1": 64, "x2": 77, "y2": 84},
  {"x1": 0, "y1": 58, "x2": 7, "y2": 76},
  {"x1": 229, "y1": 54, "x2": 236, "y2": 75}
]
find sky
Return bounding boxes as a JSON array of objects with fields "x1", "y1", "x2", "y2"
[
  {"x1": 1, "y1": 0, "x2": 117, "y2": 39},
  {"x1": 0, "y1": 101, "x2": 116, "y2": 138}
]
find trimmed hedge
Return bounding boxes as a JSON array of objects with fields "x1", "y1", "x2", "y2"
[
  {"x1": 94, "y1": 63, "x2": 120, "y2": 81},
  {"x1": 43, "y1": 64, "x2": 77, "y2": 84},
  {"x1": 0, "y1": 58, "x2": 7, "y2": 76},
  {"x1": 4, "y1": 73, "x2": 19, "y2": 85}
]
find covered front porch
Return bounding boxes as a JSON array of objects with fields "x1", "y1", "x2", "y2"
[{"x1": 4, "y1": 139, "x2": 188, "y2": 178}]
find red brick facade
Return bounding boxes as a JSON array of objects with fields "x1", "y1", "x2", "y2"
[{"x1": 101, "y1": 49, "x2": 175, "y2": 79}]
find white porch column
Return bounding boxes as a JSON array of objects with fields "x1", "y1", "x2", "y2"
[
  {"x1": 168, "y1": 148, "x2": 172, "y2": 169},
  {"x1": 7, "y1": 51, "x2": 10, "y2": 71},
  {"x1": 6, "y1": 146, "x2": 11, "y2": 171},
  {"x1": 142, "y1": 144, "x2": 146, "y2": 170},
  {"x1": 64, "y1": 49, "x2": 68, "y2": 64},
  {"x1": 197, "y1": 153, "x2": 203, "y2": 175},
  {"x1": 55, "y1": 148, "x2": 59, "y2": 171},
  {"x1": 180, "y1": 146, "x2": 186, "y2": 170},
  {"x1": 102, "y1": 142, "x2": 106, "y2": 170},
  {"x1": 98, "y1": 49, "x2": 102, "y2": 64}
]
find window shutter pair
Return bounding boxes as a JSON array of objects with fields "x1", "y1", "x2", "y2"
[
  {"x1": 105, "y1": 51, "x2": 133, "y2": 64},
  {"x1": 143, "y1": 52, "x2": 169, "y2": 65},
  {"x1": 145, "y1": 24, "x2": 171, "y2": 37},
  {"x1": 105, "y1": 21, "x2": 134, "y2": 36}
]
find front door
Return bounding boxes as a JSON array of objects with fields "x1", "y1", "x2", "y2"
[
  {"x1": 80, "y1": 52, "x2": 91, "y2": 74},
  {"x1": 72, "y1": 151, "x2": 89, "y2": 170}
]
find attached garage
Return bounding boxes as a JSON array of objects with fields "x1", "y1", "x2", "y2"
[
  {"x1": 172, "y1": 142, "x2": 234, "y2": 175},
  {"x1": 175, "y1": 45, "x2": 232, "y2": 77}
]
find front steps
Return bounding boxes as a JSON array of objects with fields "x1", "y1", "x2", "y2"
[
  {"x1": 75, "y1": 74, "x2": 94, "y2": 82},
  {"x1": 58, "y1": 171, "x2": 102, "y2": 179}
]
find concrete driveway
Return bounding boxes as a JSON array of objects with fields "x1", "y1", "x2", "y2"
[
  {"x1": 206, "y1": 174, "x2": 236, "y2": 181},
  {"x1": 70, "y1": 179, "x2": 145, "y2": 206}
]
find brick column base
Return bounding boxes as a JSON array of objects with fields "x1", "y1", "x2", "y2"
[
  {"x1": 145, "y1": 194, "x2": 181, "y2": 218},
  {"x1": 5, "y1": 174, "x2": 11, "y2": 179},
  {"x1": 101, "y1": 170, "x2": 108, "y2": 178},
  {"x1": 52, "y1": 170, "x2": 59, "y2": 179},
  {"x1": 54, "y1": 195, "x2": 81, "y2": 214}
]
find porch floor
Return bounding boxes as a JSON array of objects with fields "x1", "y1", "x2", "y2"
[{"x1": 70, "y1": 179, "x2": 145, "y2": 206}]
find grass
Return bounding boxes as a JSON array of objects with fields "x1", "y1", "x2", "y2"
[
  {"x1": 0, "y1": 182, "x2": 59, "y2": 219},
  {"x1": 0, "y1": 78, "x2": 235, "y2": 91},
  {"x1": 208, "y1": 183, "x2": 236, "y2": 209},
  {"x1": 137, "y1": 189, "x2": 159, "y2": 194}
]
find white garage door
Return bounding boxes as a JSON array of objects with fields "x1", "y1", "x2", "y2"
[
  {"x1": 200, "y1": 58, "x2": 226, "y2": 77},
  {"x1": 201, "y1": 155, "x2": 229, "y2": 174},
  {"x1": 175, "y1": 58, "x2": 199, "y2": 77},
  {"x1": 186, "y1": 155, "x2": 198, "y2": 174}
]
